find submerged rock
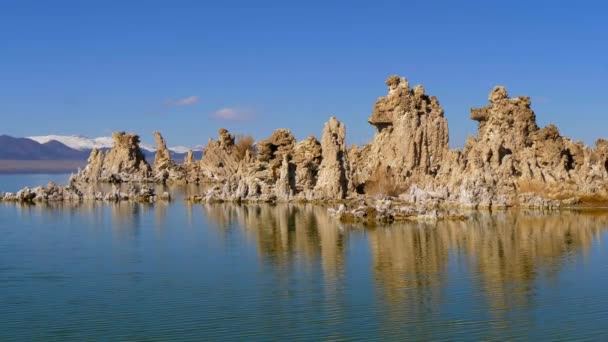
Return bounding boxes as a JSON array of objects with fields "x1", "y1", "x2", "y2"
[
  {"x1": 328, "y1": 199, "x2": 467, "y2": 224},
  {"x1": 0, "y1": 182, "x2": 158, "y2": 203}
]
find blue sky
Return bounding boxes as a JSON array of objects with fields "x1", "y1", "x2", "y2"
[{"x1": 1, "y1": 0, "x2": 606, "y2": 148}]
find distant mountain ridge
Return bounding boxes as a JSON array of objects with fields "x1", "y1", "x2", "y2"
[
  {"x1": 0, "y1": 135, "x2": 90, "y2": 160},
  {"x1": 27, "y1": 134, "x2": 203, "y2": 154},
  {"x1": 0, "y1": 135, "x2": 203, "y2": 162}
]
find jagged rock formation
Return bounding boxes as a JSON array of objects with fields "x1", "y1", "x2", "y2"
[
  {"x1": 352, "y1": 76, "x2": 450, "y2": 193},
  {"x1": 275, "y1": 155, "x2": 294, "y2": 201},
  {"x1": 10, "y1": 73, "x2": 608, "y2": 212},
  {"x1": 184, "y1": 150, "x2": 194, "y2": 165},
  {"x1": 76, "y1": 132, "x2": 151, "y2": 183},
  {"x1": 441, "y1": 85, "x2": 608, "y2": 207},
  {"x1": 348, "y1": 75, "x2": 608, "y2": 209},
  {"x1": 199, "y1": 128, "x2": 242, "y2": 181},
  {"x1": 257, "y1": 129, "x2": 296, "y2": 164},
  {"x1": 153, "y1": 131, "x2": 172, "y2": 171},
  {"x1": 0, "y1": 180, "x2": 164, "y2": 203},
  {"x1": 199, "y1": 128, "x2": 306, "y2": 202},
  {"x1": 292, "y1": 136, "x2": 322, "y2": 195},
  {"x1": 199, "y1": 121, "x2": 354, "y2": 203},
  {"x1": 314, "y1": 117, "x2": 352, "y2": 200},
  {"x1": 151, "y1": 132, "x2": 185, "y2": 183}
]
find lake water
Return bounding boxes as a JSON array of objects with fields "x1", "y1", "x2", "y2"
[
  {"x1": 2, "y1": 175, "x2": 608, "y2": 340},
  {"x1": 0, "y1": 174, "x2": 71, "y2": 193}
]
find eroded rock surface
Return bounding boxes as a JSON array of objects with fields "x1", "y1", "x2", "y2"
[
  {"x1": 153, "y1": 131, "x2": 172, "y2": 171},
  {"x1": 8, "y1": 73, "x2": 608, "y2": 213},
  {"x1": 199, "y1": 128, "x2": 242, "y2": 182},
  {"x1": 76, "y1": 132, "x2": 151, "y2": 183},
  {"x1": 314, "y1": 117, "x2": 352, "y2": 200},
  {"x1": 352, "y1": 75, "x2": 450, "y2": 192},
  {"x1": 440, "y1": 85, "x2": 608, "y2": 208},
  {"x1": 152, "y1": 132, "x2": 186, "y2": 183},
  {"x1": 0, "y1": 180, "x2": 163, "y2": 203}
]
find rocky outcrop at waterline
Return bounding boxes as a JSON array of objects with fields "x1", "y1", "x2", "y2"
[
  {"x1": 76, "y1": 132, "x2": 151, "y2": 183},
  {"x1": 348, "y1": 75, "x2": 608, "y2": 209},
  {"x1": 4, "y1": 74, "x2": 608, "y2": 214},
  {"x1": 0, "y1": 180, "x2": 170, "y2": 203},
  {"x1": 328, "y1": 198, "x2": 467, "y2": 224}
]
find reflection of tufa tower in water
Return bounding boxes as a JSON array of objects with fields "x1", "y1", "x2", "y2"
[
  {"x1": 367, "y1": 211, "x2": 605, "y2": 328},
  {"x1": 201, "y1": 203, "x2": 608, "y2": 336},
  {"x1": 202, "y1": 203, "x2": 348, "y2": 282}
]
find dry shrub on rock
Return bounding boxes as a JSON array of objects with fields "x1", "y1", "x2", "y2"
[{"x1": 235, "y1": 135, "x2": 256, "y2": 160}]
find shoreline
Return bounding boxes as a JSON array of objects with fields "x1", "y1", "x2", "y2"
[
  {"x1": 4, "y1": 181, "x2": 608, "y2": 225},
  {"x1": 3, "y1": 74, "x2": 608, "y2": 218}
]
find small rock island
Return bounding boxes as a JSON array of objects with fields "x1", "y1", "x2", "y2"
[{"x1": 3, "y1": 75, "x2": 608, "y2": 222}]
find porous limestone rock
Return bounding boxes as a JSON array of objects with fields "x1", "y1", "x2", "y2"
[
  {"x1": 184, "y1": 150, "x2": 194, "y2": 165},
  {"x1": 257, "y1": 129, "x2": 296, "y2": 164},
  {"x1": 353, "y1": 75, "x2": 450, "y2": 192},
  {"x1": 199, "y1": 128, "x2": 242, "y2": 181},
  {"x1": 151, "y1": 132, "x2": 185, "y2": 183},
  {"x1": 16, "y1": 73, "x2": 608, "y2": 212},
  {"x1": 76, "y1": 132, "x2": 151, "y2": 183},
  {"x1": 292, "y1": 136, "x2": 322, "y2": 196},
  {"x1": 314, "y1": 117, "x2": 352, "y2": 200},
  {"x1": 275, "y1": 155, "x2": 294, "y2": 201},
  {"x1": 350, "y1": 75, "x2": 608, "y2": 209},
  {"x1": 153, "y1": 131, "x2": 172, "y2": 171},
  {"x1": 0, "y1": 181, "x2": 157, "y2": 203},
  {"x1": 441, "y1": 85, "x2": 601, "y2": 207}
]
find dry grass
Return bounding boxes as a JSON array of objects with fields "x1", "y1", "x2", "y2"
[
  {"x1": 517, "y1": 179, "x2": 577, "y2": 200},
  {"x1": 516, "y1": 179, "x2": 608, "y2": 204},
  {"x1": 516, "y1": 180, "x2": 549, "y2": 195},
  {"x1": 578, "y1": 193, "x2": 608, "y2": 204},
  {"x1": 365, "y1": 166, "x2": 407, "y2": 197},
  {"x1": 235, "y1": 135, "x2": 256, "y2": 160}
]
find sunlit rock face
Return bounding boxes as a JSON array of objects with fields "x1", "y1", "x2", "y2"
[
  {"x1": 152, "y1": 131, "x2": 185, "y2": 183},
  {"x1": 440, "y1": 85, "x2": 608, "y2": 208},
  {"x1": 352, "y1": 75, "x2": 608, "y2": 208},
  {"x1": 292, "y1": 136, "x2": 323, "y2": 195},
  {"x1": 202, "y1": 120, "x2": 345, "y2": 203},
  {"x1": 153, "y1": 131, "x2": 172, "y2": 171},
  {"x1": 60, "y1": 73, "x2": 608, "y2": 209},
  {"x1": 199, "y1": 128, "x2": 242, "y2": 182},
  {"x1": 314, "y1": 117, "x2": 352, "y2": 200},
  {"x1": 352, "y1": 75, "x2": 450, "y2": 192},
  {"x1": 76, "y1": 132, "x2": 151, "y2": 183}
]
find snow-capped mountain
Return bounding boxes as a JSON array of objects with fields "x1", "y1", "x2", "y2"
[
  {"x1": 28, "y1": 135, "x2": 114, "y2": 150},
  {"x1": 28, "y1": 135, "x2": 202, "y2": 153}
]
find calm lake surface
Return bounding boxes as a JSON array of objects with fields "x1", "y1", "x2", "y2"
[
  {"x1": 2, "y1": 175, "x2": 608, "y2": 340},
  {"x1": 0, "y1": 173, "x2": 71, "y2": 193}
]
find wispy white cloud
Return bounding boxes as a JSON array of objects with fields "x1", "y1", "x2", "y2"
[
  {"x1": 213, "y1": 107, "x2": 253, "y2": 121},
  {"x1": 165, "y1": 95, "x2": 200, "y2": 107}
]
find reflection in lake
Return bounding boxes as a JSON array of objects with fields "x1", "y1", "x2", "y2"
[
  {"x1": 201, "y1": 205, "x2": 608, "y2": 340},
  {"x1": 2, "y1": 199, "x2": 608, "y2": 340}
]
